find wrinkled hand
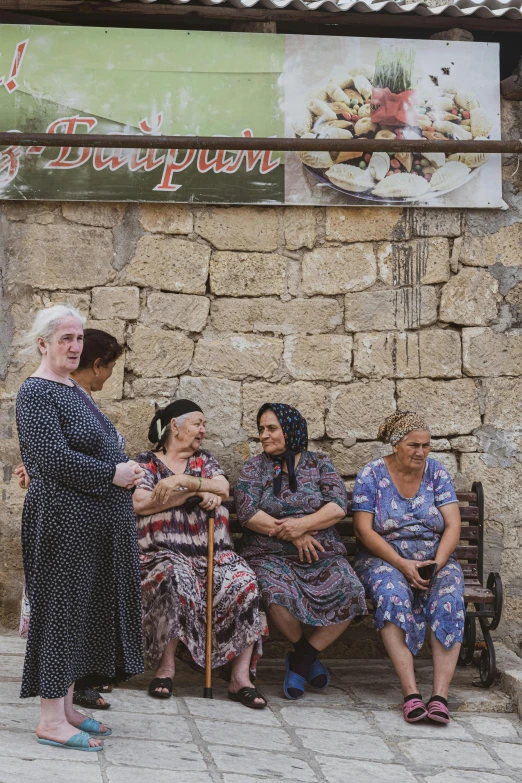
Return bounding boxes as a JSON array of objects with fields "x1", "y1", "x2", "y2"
[
  {"x1": 198, "y1": 492, "x2": 222, "y2": 511},
  {"x1": 399, "y1": 559, "x2": 437, "y2": 591},
  {"x1": 293, "y1": 533, "x2": 325, "y2": 564},
  {"x1": 113, "y1": 460, "x2": 145, "y2": 489},
  {"x1": 150, "y1": 474, "x2": 187, "y2": 505},
  {"x1": 269, "y1": 517, "x2": 306, "y2": 542},
  {"x1": 14, "y1": 463, "x2": 30, "y2": 489}
]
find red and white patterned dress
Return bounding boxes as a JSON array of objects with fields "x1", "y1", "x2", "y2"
[{"x1": 135, "y1": 449, "x2": 265, "y2": 674}]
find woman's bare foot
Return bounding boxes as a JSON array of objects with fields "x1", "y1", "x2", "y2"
[
  {"x1": 65, "y1": 705, "x2": 109, "y2": 735},
  {"x1": 228, "y1": 675, "x2": 265, "y2": 706},
  {"x1": 36, "y1": 718, "x2": 102, "y2": 748}
]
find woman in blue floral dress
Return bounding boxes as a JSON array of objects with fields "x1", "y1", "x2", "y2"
[
  {"x1": 353, "y1": 411, "x2": 464, "y2": 725},
  {"x1": 236, "y1": 403, "x2": 367, "y2": 700}
]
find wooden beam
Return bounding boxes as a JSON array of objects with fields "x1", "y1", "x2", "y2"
[{"x1": 0, "y1": 0, "x2": 521, "y2": 34}]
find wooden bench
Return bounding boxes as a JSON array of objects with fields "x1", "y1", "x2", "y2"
[{"x1": 226, "y1": 482, "x2": 503, "y2": 688}]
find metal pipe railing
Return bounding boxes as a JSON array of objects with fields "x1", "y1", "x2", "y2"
[{"x1": 0, "y1": 133, "x2": 521, "y2": 154}]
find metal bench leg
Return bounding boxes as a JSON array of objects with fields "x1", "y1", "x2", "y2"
[
  {"x1": 458, "y1": 613, "x2": 476, "y2": 667},
  {"x1": 473, "y1": 618, "x2": 497, "y2": 688}
]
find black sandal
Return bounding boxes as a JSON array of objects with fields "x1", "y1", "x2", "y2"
[
  {"x1": 73, "y1": 687, "x2": 111, "y2": 710},
  {"x1": 228, "y1": 687, "x2": 267, "y2": 710},
  {"x1": 148, "y1": 677, "x2": 173, "y2": 699}
]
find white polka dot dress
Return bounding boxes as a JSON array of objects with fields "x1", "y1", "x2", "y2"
[{"x1": 16, "y1": 378, "x2": 144, "y2": 699}]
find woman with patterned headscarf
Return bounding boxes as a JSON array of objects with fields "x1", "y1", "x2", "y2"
[
  {"x1": 235, "y1": 402, "x2": 367, "y2": 700},
  {"x1": 353, "y1": 411, "x2": 464, "y2": 726}
]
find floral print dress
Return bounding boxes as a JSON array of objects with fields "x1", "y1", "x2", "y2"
[
  {"x1": 135, "y1": 450, "x2": 265, "y2": 673},
  {"x1": 235, "y1": 451, "x2": 367, "y2": 626},
  {"x1": 352, "y1": 457, "x2": 465, "y2": 654}
]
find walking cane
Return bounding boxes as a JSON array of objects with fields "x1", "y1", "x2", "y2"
[{"x1": 203, "y1": 509, "x2": 215, "y2": 699}]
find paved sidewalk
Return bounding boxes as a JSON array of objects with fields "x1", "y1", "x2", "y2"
[{"x1": 0, "y1": 633, "x2": 521, "y2": 783}]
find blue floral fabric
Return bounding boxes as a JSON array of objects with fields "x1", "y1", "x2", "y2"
[{"x1": 352, "y1": 457, "x2": 464, "y2": 654}]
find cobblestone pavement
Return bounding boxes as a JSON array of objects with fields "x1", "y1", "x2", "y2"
[{"x1": 0, "y1": 633, "x2": 521, "y2": 783}]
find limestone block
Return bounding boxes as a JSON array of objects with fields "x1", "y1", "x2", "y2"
[
  {"x1": 86, "y1": 319, "x2": 126, "y2": 343},
  {"x1": 192, "y1": 334, "x2": 282, "y2": 380},
  {"x1": 324, "y1": 440, "x2": 388, "y2": 477},
  {"x1": 283, "y1": 335, "x2": 353, "y2": 382},
  {"x1": 412, "y1": 209, "x2": 461, "y2": 238},
  {"x1": 460, "y1": 224, "x2": 522, "y2": 267},
  {"x1": 132, "y1": 378, "x2": 179, "y2": 400},
  {"x1": 91, "y1": 287, "x2": 140, "y2": 320},
  {"x1": 210, "y1": 252, "x2": 287, "y2": 297},
  {"x1": 126, "y1": 236, "x2": 209, "y2": 293},
  {"x1": 195, "y1": 207, "x2": 278, "y2": 251},
  {"x1": 145, "y1": 293, "x2": 210, "y2": 332},
  {"x1": 461, "y1": 453, "x2": 522, "y2": 525},
  {"x1": 462, "y1": 328, "x2": 522, "y2": 377},
  {"x1": 483, "y1": 377, "x2": 522, "y2": 430},
  {"x1": 440, "y1": 268, "x2": 499, "y2": 326},
  {"x1": 138, "y1": 204, "x2": 193, "y2": 234},
  {"x1": 326, "y1": 381, "x2": 396, "y2": 440},
  {"x1": 325, "y1": 208, "x2": 406, "y2": 243},
  {"x1": 6, "y1": 224, "x2": 114, "y2": 290},
  {"x1": 202, "y1": 438, "x2": 253, "y2": 486},
  {"x1": 242, "y1": 381, "x2": 326, "y2": 439},
  {"x1": 377, "y1": 238, "x2": 451, "y2": 286},
  {"x1": 211, "y1": 297, "x2": 343, "y2": 335},
  {"x1": 43, "y1": 291, "x2": 91, "y2": 316},
  {"x1": 3, "y1": 202, "x2": 58, "y2": 223},
  {"x1": 62, "y1": 202, "x2": 126, "y2": 228},
  {"x1": 397, "y1": 378, "x2": 481, "y2": 436},
  {"x1": 302, "y1": 245, "x2": 376, "y2": 295},
  {"x1": 127, "y1": 325, "x2": 193, "y2": 378},
  {"x1": 430, "y1": 438, "x2": 451, "y2": 451},
  {"x1": 354, "y1": 332, "x2": 419, "y2": 379},
  {"x1": 418, "y1": 329, "x2": 462, "y2": 378},
  {"x1": 176, "y1": 376, "x2": 244, "y2": 445},
  {"x1": 283, "y1": 207, "x2": 316, "y2": 249},
  {"x1": 449, "y1": 435, "x2": 479, "y2": 452},
  {"x1": 98, "y1": 399, "x2": 156, "y2": 457},
  {"x1": 345, "y1": 287, "x2": 438, "y2": 332}
]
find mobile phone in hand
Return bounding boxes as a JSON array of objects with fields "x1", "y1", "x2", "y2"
[{"x1": 418, "y1": 563, "x2": 437, "y2": 582}]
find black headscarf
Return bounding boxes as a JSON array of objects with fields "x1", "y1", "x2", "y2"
[
  {"x1": 148, "y1": 399, "x2": 203, "y2": 453},
  {"x1": 257, "y1": 402, "x2": 308, "y2": 496}
]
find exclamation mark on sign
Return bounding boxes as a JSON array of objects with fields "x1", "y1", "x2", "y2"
[{"x1": 0, "y1": 39, "x2": 29, "y2": 93}]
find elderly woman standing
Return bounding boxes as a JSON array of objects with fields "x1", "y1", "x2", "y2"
[
  {"x1": 133, "y1": 400, "x2": 267, "y2": 709},
  {"x1": 235, "y1": 403, "x2": 367, "y2": 700},
  {"x1": 353, "y1": 411, "x2": 464, "y2": 725},
  {"x1": 16, "y1": 306, "x2": 144, "y2": 752}
]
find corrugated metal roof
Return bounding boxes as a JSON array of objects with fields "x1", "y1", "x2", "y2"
[{"x1": 107, "y1": 0, "x2": 522, "y2": 20}]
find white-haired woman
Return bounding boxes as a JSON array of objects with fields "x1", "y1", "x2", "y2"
[{"x1": 16, "y1": 305, "x2": 145, "y2": 751}]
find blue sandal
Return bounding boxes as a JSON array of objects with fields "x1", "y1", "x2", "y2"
[
  {"x1": 283, "y1": 653, "x2": 306, "y2": 700},
  {"x1": 306, "y1": 658, "x2": 330, "y2": 690},
  {"x1": 37, "y1": 730, "x2": 103, "y2": 752},
  {"x1": 78, "y1": 718, "x2": 112, "y2": 736}
]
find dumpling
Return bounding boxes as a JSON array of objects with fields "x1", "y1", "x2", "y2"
[
  {"x1": 326, "y1": 83, "x2": 349, "y2": 104},
  {"x1": 372, "y1": 173, "x2": 431, "y2": 199},
  {"x1": 455, "y1": 91, "x2": 480, "y2": 111},
  {"x1": 357, "y1": 103, "x2": 372, "y2": 118},
  {"x1": 369, "y1": 152, "x2": 390, "y2": 181},
  {"x1": 349, "y1": 64, "x2": 374, "y2": 81},
  {"x1": 429, "y1": 161, "x2": 470, "y2": 191},
  {"x1": 395, "y1": 152, "x2": 413, "y2": 173},
  {"x1": 326, "y1": 164, "x2": 375, "y2": 193},
  {"x1": 433, "y1": 121, "x2": 472, "y2": 140},
  {"x1": 447, "y1": 151, "x2": 490, "y2": 168},
  {"x1": 470, "y1": 108, "x2": 494, "y2": 139},
  {"x1": 307, "y1": 85, "x2": 329, "y2": 103},
  {"x1": 297, "y1": 133, "x2": 334, "y2": 169},
  {"x1": 354, "y1": 117, "x2": 377, "y2": 136},
  {"x1": 317, "y1": 126, "x2": 353, "y2": 140},
  {"x1": 293, "y1": 114, "x2": 313, "y2": 137},
  {"x1": 308, "y1": 99, "x2": 337, "y2": 122},
  {"x1": 353, "y1": 74, "x2": 372, "y2": 101},
  {"x1": 423, "y1": 153, "x2": 446, "y2": 169},
  {"x1": 430, "y1": 96, "x2": 455, "y2": 113}
]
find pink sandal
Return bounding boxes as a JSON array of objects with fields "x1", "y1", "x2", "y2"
[
  {"x1": 403, "y1": 694, "x2": 428, "y2": 723},
  {"x1": 427, "y1": 697, "x2": 450, "y2": 724}
]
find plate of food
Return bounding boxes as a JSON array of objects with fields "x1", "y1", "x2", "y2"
[{"x1": 292, "y1": 45, "x2": 495, "y2": 203}]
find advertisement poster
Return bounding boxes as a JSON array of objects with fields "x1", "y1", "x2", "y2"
[{"x1": 0, "y1": 25, "x2": 501, "y2": 207}]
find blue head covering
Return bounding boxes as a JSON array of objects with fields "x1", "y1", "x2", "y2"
[{"x1": 257, "y1": 402, "x2": 308, "y2": 496}]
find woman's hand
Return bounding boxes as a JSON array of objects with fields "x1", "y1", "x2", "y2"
[
  {"x1": 269, "y1": 517, "x2": 306, "y2": 541},
  {"x1": 399, "y1": 559, "x2": 437, "y2": 591},
  {"x1": 293, "y1": 533, "x2": 325, "y2": 563},
  {"x1": 198, "y1": 492, "x2": 222, "y2": 512},
  {"x1": 150, "y1": 474, "x2": 190, "y2": 505},
  {"x1": 113, "y1": 460, "x2": 145, "y2": 489},
  {"x1": 14, "y1": 463, "x2": 30, "y2": 489}
]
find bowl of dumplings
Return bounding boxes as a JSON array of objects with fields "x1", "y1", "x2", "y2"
[{"x1": 293, "y1": 65, "x2": 495, "y2": 203}]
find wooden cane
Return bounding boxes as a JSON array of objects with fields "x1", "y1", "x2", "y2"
[{"x1": 203, "y1": 509, "x2": 215, "y2": 699}]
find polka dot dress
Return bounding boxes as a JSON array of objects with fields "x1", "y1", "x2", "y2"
[{"x1": 16, "y1": 378, "x2": 144, "y2": 699}]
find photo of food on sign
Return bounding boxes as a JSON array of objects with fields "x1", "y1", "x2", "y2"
[{"x1": 284, "y1": 35, "x2": 502, "y2": 208}]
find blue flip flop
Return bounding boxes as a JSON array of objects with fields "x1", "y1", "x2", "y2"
[
  {"x1": 283, "y1": 653, "x2": 306, "y2": 700},
  {"x1": 37, "y1": 730, "x2": 103, "y2": 752},
  {"x1": 78, "y1": 718, "x2": 112, "y2": 736},
  {"x1": 306, "y1": 658, "x2": 330, "y2": 690}
]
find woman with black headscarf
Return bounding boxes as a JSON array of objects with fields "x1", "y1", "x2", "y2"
[
  {"x1": 235, "y1": 403, "x2": 367, "y2": 700},
  {"x1": 132, "y1": 400, "x2": 267, "y2": 709}
]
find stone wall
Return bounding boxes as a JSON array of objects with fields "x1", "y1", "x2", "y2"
[{"x1": 1, "y1": 100, "x2": 521, "y2": 657}]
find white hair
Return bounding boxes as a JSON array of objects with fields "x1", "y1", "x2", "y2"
[{"x1": 22, "y1": 304, "x2": 86, "y2": 358}]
